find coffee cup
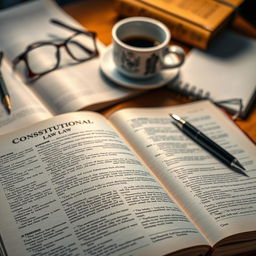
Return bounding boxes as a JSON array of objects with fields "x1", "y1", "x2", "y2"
[{"x1": 112, "y1": 16, "x2": 185, "y2": 79}]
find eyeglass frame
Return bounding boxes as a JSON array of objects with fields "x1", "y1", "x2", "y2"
[{"x1": 12, "y1": 19, "x2": 99, "y2": 78}]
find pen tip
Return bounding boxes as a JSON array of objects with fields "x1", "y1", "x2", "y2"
[
  {"x1": 7, "y1": 107, "x2": 11, "y2": 115},
  {"x1": 231, "y1": 160, "x2": 248, "y2": 177},
  {"x1": 4, "y1": 95, "x2": 11, "y2": 114},
  {"x1": 239, "y1": 170, "x2": 249, "y2": 177},
  {"x1": 232, "y1": 159, "x2": 246, "y2": 170}
]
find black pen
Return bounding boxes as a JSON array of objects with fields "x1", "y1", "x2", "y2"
[
  {"x1": 169, "y1": 113, "x2": 248, "y2": 177},
  {"x1": 0, "y1": 51, "x2": 11, "y2": 114}
]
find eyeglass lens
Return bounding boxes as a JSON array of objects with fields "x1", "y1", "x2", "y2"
[
  {"x1": 67, "y1": 33, "x2": 96, "y2": 61},
  {"x1": 27, "y1": 44, "x2": 59, "y2": 74}
]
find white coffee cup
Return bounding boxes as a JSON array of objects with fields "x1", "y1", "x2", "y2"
[{"x1": 112, "y1": 16, "x2": 185, "y2": 79}]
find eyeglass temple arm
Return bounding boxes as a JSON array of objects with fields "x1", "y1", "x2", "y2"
[{"x1": 50, "y1": 19, "x2": 94, "y2": 36}]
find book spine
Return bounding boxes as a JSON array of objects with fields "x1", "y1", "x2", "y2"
[{"x1": 115, "y1": 0, "x2": 212, "y2": 49}]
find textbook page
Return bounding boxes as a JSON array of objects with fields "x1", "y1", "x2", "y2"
[
  {"x1": 0, "y1": 59, "x2": 52, "y2": 135},
  {"x1": 0, "y1": 112, "x2": 209, "y2": 256},
  {"x1": 0, "y1": 0, "x2": 135, "y2": 114},
  {"x1": 109, "y1": 100, "x2": 256, "y2": 247}
]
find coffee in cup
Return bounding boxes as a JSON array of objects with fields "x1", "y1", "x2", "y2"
[{"x1": 112, "y1": 16, "x2": 185, "y2": 79}]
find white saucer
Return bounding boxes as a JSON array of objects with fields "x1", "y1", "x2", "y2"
[{"x1": 100, "y1": 45, "x2": 179, "y2": 90}]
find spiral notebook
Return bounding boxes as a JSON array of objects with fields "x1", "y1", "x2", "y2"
[{"x1": 169, "y1": 30, "x2": 256, "y2": 118}]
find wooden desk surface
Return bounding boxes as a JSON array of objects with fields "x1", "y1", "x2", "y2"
[{"x1": 63, "y1": 0, "x2": 256, "y2": 143}]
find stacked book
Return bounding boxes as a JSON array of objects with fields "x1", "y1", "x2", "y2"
[{"x1": 115, "y1": 0, "x2": 245, "y2": 49}]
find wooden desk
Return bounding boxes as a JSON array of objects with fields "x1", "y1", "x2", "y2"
[{"x1": 64, "y1": 0, "x2": 256, "y2": 143}]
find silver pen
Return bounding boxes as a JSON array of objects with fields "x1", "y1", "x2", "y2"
[
  {"x1": 170, "y1": 114, "x2": 248, "y2": 177},
  {"x1": 0, "y1": 51, "x2": 11, "y2": 114}
]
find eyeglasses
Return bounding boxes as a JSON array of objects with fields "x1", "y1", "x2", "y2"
[{"x1": 13, "y1": 19, "x2": 99, "y2": 78}]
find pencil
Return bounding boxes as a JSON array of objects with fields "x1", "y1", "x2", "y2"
[{"x1": 0, "y1": 51, "x2": 11, "y2": 114}]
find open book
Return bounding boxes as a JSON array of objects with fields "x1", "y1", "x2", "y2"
[
  {"x1": 0, "y1": 0, "x2": 136, "y2": 135},
  {"x1": 0, "y1": 100, "x2": 255, "y2": 256}
]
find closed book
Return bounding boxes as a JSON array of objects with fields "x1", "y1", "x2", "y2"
[{"x1": 115, "y1": 0, "x2": 243, "y2": 49}]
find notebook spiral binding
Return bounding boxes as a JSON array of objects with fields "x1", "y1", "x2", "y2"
[{"x1": 169, "y1": 78, "x2": 243, "y2": 120}]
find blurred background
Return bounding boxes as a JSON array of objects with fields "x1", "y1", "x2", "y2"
[
  {"x1": 0, "y1": 0, "x2": 82, "y2": 9},
  {"x1": 0, "y1": 0, "x2": 255, "y2": 27}
]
